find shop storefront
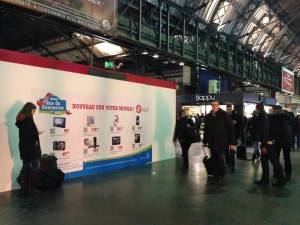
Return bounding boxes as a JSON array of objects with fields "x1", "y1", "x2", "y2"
[{"x1": 177, "y1": 92, "x2": 276, "y2": 118}]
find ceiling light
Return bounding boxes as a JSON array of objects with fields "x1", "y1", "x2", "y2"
[
  {"x1": 152, "y1": 53, "x2": 159, "y2": 58},
  {"x1": 92, "y1": 42, "x2": 125, "y2": 57},
  {"x1": 142, "y1": 50, "x2": 148, "y2": 55},
  {"x1": 262, "y1": 16, "x2": 269, "y2": 25},
  {"x1": 276, "y1": 55, "x2": 289, "y2": 61},
  {"x1": 179, "y1": 62, "x2": 184, "y2": 66},
  {"x1": 217, "y1": 24, "x2": 226, "y2": 31}
]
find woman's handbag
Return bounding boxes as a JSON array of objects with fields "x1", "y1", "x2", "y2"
[{"x1": 187, "y1": 127, "x2": 201, "y2": 143}]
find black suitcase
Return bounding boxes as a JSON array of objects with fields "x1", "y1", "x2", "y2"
[
  {"x1": 236, "y1": 145, "x2": 247, "y2": 160},
  {"x1": 203, "y1": 156, "x2": 214, "y2": 176},
  {"x1": 202, "y1": 146, "x2": 214, "y2": 176}
]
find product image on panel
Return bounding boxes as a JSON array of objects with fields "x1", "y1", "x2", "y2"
[
  {"x1": 84, "y1": 137, "x2": 99, "y2": 148},
  {"x1": 53, "y1": 141, "x2": 66, "y2": 151},
  {"x1": 136, "y1": 116, "x2": 140, "y2": 125},
  {"x1": 93, "y1": 137, "x2": 99, "y2": 148},
  {"x1": 135, "y1": 134, "x2": 140, "y2": 143},
  {"x1": 112, "y1": 136, "x2": 121, "y2": 145},
  {"x1": 87, "y1": 116, "x2": 95, "y2": 126},
  {"x1": 53, "y1": 117, "x2": 66, "y2": 128},
  {"x1": 113, "y1": 115, "x2": 119, "y2": 127},
  {"x1": 84, "y1": 138, "x2": 90, "y2": 147}
]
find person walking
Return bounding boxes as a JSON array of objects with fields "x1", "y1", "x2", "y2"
[
  {"x1": 254, "y1": 103, "x2": 285, "y2": 186},
  {"x1": 245, "y1": 110, "x2": 260, "y2": 162},
  {"x1": 269, "y1": 105, "x2": 294, "y2": 181},
  {"x1": 173, "y1": 109, "x2": 195, "y2": 170},
  {"x1": 15, "y1": 102, "x2": 43, "y2": 196},
  {"x1": 225, "y1": 104, "x2": 242, "y2": 172},
  {"x1": 203, "y1": 100, "x2": 236, "y2": 185}
]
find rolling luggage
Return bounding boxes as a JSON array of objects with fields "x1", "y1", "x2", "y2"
[
  {"x1": 236, "y1": 145, "x2": 247, "y2": 160},
  {"x1": 202, "y1": 146, "x2": 214, "y2": 176}
]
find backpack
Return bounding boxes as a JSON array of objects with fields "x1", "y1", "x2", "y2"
[
  {"x1": 36, "y1": 169, "x2": 65, "y2": 190},
  {"x1": 36, "y1": 154, "x2": 65, "y2": 190},
  {"x1": 39, "y1": 154, "x2": 58, "y2": 172}
]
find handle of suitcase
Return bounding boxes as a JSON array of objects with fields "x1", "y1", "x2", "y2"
[{"x1": 201, "y1": 145, "x2": 211, "y2": 157}]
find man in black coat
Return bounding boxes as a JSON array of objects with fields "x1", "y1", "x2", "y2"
[
  {"x1": 254, "y1": 103, "x2": 285, "y2": 186},
  {"x1": 203, "y1": 100, "x2": 236, "y2": 185},
  {"x1": 225, "y1": 104, "x2": 242, "y2": 172},
  {"x1": 269, "y1": 105, "x2": 294, "y2": 181}
]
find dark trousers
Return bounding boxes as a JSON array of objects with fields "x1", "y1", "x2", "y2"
[
  {"x1": 297, "y1": 134, "x2": 300, "y2": 149},
  {"x1": 210, "y1": 148, "x2": 226, "y2": 178},
  {"x1": 179, "y1": 140, "x2": 192, "y2": 166},
  {"x1": 22, "y1": 158, "x2": 40, "y2": 172},
  {"x1": 274, "y1": 143, "x2": 292, "y2": 177},
  {"x1": 260, "y1": 144, "x2": 285, "y2": 182},
  {"x1": 224, "y1": 148, "x2": 235, "y2": 169}
]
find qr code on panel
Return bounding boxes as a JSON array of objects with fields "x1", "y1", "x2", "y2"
[
  {"x1": 50, "y1": 129, "x2": 55, "y2": 135},
  {"x1": 132, "y1": 144, "x2": 135, "y2": 148},
  {"x1": 132, "y1": 126, "x2": 135, "y2": 130},
  {"x1": 110, "y1": 127, "x2": 114, "y2": 132},
  {"x1": 83, "y1": 127, "x2": 88, "y2": 133},
  {"x1": 110, "y1": 146, "x2": 114, "y2": 151}
]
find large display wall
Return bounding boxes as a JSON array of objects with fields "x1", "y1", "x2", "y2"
[{"x1": 0, "y1": 49, "x2": 176, "y2": 193}]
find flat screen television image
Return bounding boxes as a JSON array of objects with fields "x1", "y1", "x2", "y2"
[{"x1": 53, "y1": 117, "x2": 66, "y2": 128}]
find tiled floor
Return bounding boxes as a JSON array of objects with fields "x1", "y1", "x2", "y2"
[{"x1": 0, "y1": 142, "x2": 299, "y2": 225}]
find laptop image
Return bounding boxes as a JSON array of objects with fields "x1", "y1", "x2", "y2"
[{"x1": 53, "y1": 117, "x2": 66, "y2": 128}]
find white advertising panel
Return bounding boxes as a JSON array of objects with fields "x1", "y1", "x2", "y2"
[{"x1": 0, "y1": 51, "x2": 176, "y2": 192}]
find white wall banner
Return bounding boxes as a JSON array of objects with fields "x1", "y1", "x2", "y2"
[
  {"x1": 33, "y1": 89, "x2": 153, "y2": 176},
  {"x1": 0, "y1": 50, "x2": 176, "y2": 192}
]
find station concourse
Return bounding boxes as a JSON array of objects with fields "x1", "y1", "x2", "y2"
[{"x1": 0, "y1": 143, "x2": 299, "y2": 225}]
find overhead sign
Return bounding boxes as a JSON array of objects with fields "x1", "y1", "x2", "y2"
[
  {"x1": 1, "y1": 0, "x2": 117, "y2": 36},
  {"x1": 259, "y1": 95, "x2": 266, "y2": 104},
  {"x1": 282, "y1": 67, "x2": 294, "y2": 95},
  {"x1": 195, "y1": 94, "x2": 216, "y2": 102}
]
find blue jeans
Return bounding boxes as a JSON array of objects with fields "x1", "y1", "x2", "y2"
[{"x1": 252, "y1": 138, "x2": 260, "y2": 160}]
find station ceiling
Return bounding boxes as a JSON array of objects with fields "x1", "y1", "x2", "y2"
[{"x1": 0, "y1": 0, "x2": 299, "y2": 95}]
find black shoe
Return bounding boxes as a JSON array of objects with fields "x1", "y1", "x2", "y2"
[
  {"x1": 285, "y1": 175, "x2": 291, "y2": 181},
  {"x1": 209, "y1": 177, "x2": 219, "y2": 185},
  {"x1": 218, "y1": 177, "x2": 225, "y2": 185},
  {"x1": 254, "y1": 180, "x2": 269, "y2": 186},
  {"x1": 271, "y1": 180, "x2": 286, "y2": 186}
]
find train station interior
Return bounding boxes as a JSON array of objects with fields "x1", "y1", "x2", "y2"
[{"x1": 1, "y1": 0, "x2": 300, "y2": 224}]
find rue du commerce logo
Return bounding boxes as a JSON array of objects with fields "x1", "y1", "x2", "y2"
[{"x1": 195, "y1": 95, "x2": 216, "y2": 102}]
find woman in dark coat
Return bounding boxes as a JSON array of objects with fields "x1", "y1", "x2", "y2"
[
  {"x1": 15, "y1": 102, "x2": 43, "y2": 195},
  {"x1": 173, "y1": 109, "x2": 195, "y2": 170}
]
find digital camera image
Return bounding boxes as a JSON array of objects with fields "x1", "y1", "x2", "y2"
[
  {"x1": 112, "y1": 136, "x2": 121, "y2": 145},
  {"x1": 135, "y1": 134, "x2": 140, "y2": 143},
  {"x1": 53, "y1": 141, "x2": 65, "y2": 151}
]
